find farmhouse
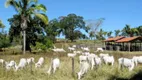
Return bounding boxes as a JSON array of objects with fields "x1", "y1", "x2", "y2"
[{"x1": 104, "y1": 36, "x2": 142, "y2": 51}]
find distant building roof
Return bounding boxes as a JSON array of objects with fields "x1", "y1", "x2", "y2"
[
  {"x1": 104, "y1": 36, "x2": 125, "y2": 42},
  {"x1": 116, "y1": 36, "x2": 142, "y2": 43}
]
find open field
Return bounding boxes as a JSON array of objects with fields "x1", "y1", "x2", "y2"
[
  {"x1": 0, "y1": 41, "x2": 142, "y2": 80},
  {"x1": 0, "y1": 50, "x2": 142, "y2": 80}
]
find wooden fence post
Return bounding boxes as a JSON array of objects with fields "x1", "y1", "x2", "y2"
[
  {"x1": 30, "y1": 60, "x2": 33, "y2": 74},
  {"x1": 72, "y1": 57, "x2": 74, "y2": 77}
]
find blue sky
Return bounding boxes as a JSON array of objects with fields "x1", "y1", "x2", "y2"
[{"x1": 0, "y1": 0, "x2": 142, "y2": 37}]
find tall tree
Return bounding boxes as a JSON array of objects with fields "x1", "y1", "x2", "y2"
[
  {"x1": 96, "y1": 29, "x2": 107, "y2": 40},
  {"x1": 6, "y1": 0, "x2": 48, "y2": 54},
  {"x1": 45, "y1": 19, "x2": 60, "y2": 43},
  {"x1": 59, "y1": 13, "x2": 87, "y2": 42},
  {"x1": 89, "y1": 31, "x2": 95, "y2": 40}
]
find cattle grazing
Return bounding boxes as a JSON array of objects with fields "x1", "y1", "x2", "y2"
[{"x1": 47, "y1": 58, "x2": 60, "y2": 75}]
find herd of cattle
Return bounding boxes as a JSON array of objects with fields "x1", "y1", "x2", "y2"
[{"x1": 0, "y1": 45, "x2": 142, "y2": 79}]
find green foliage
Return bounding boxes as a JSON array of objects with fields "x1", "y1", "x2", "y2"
[
  {"x1": 96, "y1": 29, "x2": 107, "y2": 40},
  {"x1": 114, "y1": 29, "x2": 120, "y2": 37},
  {"x1": 0, "y1": 20, "x2": 5, "y2": 28},
  {"x1": 6, "y1": 0, "x2": 48, "y2": 52},
  {"x1": 121, "y1": 24, "x2": 138, "y2": 37},
  {"x1": 59, "y1": 13, "x2": 87, "y2": 41},
  {"x1": 0, "y1": 33, "x2": 11, "y2": 48},
  {"x1": 45, "y1": 19, "x2": 60, "y2": 43},
  {"x1": 34, "y1": 38, "x2": 53, "y2": 51},
  {"x1": 107, "y1": 31, "x2": 113, "y2": 38}
]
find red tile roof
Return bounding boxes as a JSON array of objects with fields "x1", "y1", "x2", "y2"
[
  {"x1": 116, "y1": 36, "x2": 142, "y2": 42},
  {"x1": 104, "y1": 36, "x2": 125, "y2": 42}
]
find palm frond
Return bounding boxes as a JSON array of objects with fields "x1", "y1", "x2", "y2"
[
  {"x1": 5, "y1": 0, "x2": 21, "y2": 13},
  {"x1": 35, "y1": 4, "x2": 47, "y2": 12},
  {"x1": 35, "y1": 13, "x2": 48, "y2": 25}
]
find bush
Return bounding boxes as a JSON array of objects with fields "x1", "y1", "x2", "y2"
[{"x1": 34, "y1": 39, "x2": 53, "y2": 51}]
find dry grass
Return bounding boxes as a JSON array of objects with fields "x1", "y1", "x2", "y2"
[{"x1": 0, "y1": 51, "x2": 142, "y2": 80}]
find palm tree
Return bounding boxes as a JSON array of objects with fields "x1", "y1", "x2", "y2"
[
  {"x1": 5, "y1": 0, "x2": 48, "y2": 54},
  {"x1": 0, "y1": 20, "x2": 5, "y2": 33},
  {"x1": 122, "y1": 25, "x2": 138, "y2": 37},
  {"x1": 114, "y1": 30, "x2": 120, "y2": 37},
  {"x1": 89, "y1": 31, "x2": 95, "y2": 40},
  {"x1": 137, "y1": 26, "x2": 142, "y2": 36},
  {"x1": 107, "y1": 31, "x2": 113, "y2": 38}
]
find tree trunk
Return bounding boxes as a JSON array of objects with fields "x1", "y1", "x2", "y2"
[{"x1": 23, "y1": 30, "x2": 26, "y2": 54}]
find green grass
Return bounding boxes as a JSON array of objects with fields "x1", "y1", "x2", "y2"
[{"x1": 0, "y1": 51, "x2": 142, "y2": 80}]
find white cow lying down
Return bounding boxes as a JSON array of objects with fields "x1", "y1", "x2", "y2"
[
  {"x1": 35, "y1": 57, "x2": 44, "y2": 68},
  {"x1": 77, "y1": 61, "x2": 90, "y2": 80},
  {"x1": 47, "y1": 58, "x2": 60, "y2": 75},
  {"x1": 132, "y1": 56, "x2": 142, "y2": 66},
  {"x1": 118, "y1": 58, "x2": 135, "y2": 71},
  {"x1": 52, "y1": 48, "x2": 66, "y2": 52}
]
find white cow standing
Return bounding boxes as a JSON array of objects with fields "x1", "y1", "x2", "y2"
[
  {"x1": 0, "y1": 59, "x2": 4, "y2": 66},
  {"x1": 47, "y1": 58, "x2": 60, "y2": 75},
  {"x1": 102, "y1": 56, "x2": 114, "y2": 66},
  {"x1": 118, "y1": 58, "x2": 135, "y2": 71},
  {"x1": 132, "y1": 56, "x2": 142, "y2": 66},
  {"x1": 77, "y1": 61, "x2": 90, "y2": 80},
  {"x1": 87, "y1": 54, "x2": 96, "y2": 70}
]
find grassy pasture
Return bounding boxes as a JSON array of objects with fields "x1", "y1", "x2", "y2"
[
  {"x1": 0, "y1": 41, "x2": 142, "y2": 80},
  {"x1": 0, "y1": 51, "x2": 142, "y2": 80}
]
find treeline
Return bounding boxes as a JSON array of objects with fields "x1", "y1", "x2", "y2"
[{"x1": 94, "y1": 25, "x2": 142, "y2": 40}]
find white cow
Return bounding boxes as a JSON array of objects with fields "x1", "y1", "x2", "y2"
[
  {"x1": 67, "y1": 53, "x2": 76, "y2": 58},
  {"x1": 27, "y1": 57, "x2": 35, "y2": 65},
  {"x1": 79, "y1": 55, "x2": 87, "y2": 63},
  {"x1": 72, "y1": 45, "x2": 76, "y2": 48},
  {"x1": 35, "y1": 57, "x2": 44, "y2": 68},
  {"x1": 81, "y1": 47, "x2": 89, "y2": 52},
  {"x1": 132, "y1": 56, "x2": 142, "y2": 66},
  {"x1": 47, "y1": 58, "x2": 60, "y2": 75},
  {"x1": 0, "y1": 59, "x2": 4, "y2": 66},
  {"x1": 82, "y1": 52, "x2": 90, "y2": 56},
  {"x1": 96, "y1": 48, "x2": 104, "y2": 52},
  {"x1": 15, "y1": 58, "x2": 27, "y2": 71},
  {"x1": 118, "y1": 58, "x2": 135, "y2": 71},
  {"x1": 102, "y1": 56, "x2": 114, "y2": 66},
  {"x1": 73, "y1": 51, "x2": 82, "y2": 54},
  {"x1": 94, "y1": 57, "x2": 102, "y2": 67},
  {"x1": 68, "y1": 47, "x2": 75, "y2": 51},
  {"x1": 5, "y1": 60, "x2": 17, "y2": 70},
  {"x1": 77, "y1": 61, "x2": 90, "y2": 80},
  {"x1": 87, "y1": 54, "x2": 96, "y2": 70},
  {"x1": 99, "y1": 53, "x2": 109, "y2": 58},
  {"x1": 52, "y1": 48, "x2": 66, "y2": 52}
]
